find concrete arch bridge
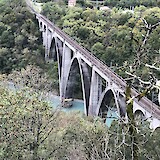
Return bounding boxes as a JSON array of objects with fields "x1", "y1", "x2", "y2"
[{"x1": 35, "y1": 13, "x2": 160, "y2": 130}]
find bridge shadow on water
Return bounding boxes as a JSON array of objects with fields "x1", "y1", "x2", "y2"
[{"x1": 47, "y1": 95, "x2": 118, "y2": 127}]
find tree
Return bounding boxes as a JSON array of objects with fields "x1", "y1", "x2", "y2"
[
  {"x1": 6, "y1": 65, "x2": 56, "y2": 93},
  {"x1": 0, "y1": 83, "x2": 61, "y2": 159},
  {"x1": 50, "y1": 113, "x2": 109, "y2": 160},
  {"x1": 0, "y1": 77, "x2": 110, "y2": 159},
  {"x1": 0, "y1": 0, "x2": 45, "y2": 74}
]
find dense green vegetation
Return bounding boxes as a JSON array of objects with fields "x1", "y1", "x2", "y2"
[
  {"x1": 0, "y1": 0, "x2": 159, "y2": 87},
  {"x1": 42, "y1": 1, "x2": 160, "y2": 101},
  {"x1": 0, "y1": 0, "x2": 59, "y2": 92},
  {"x1": 0, "y1": 80, "x2": 160, "y2": 159},
  {"x1": 0, "y1": 80, "x2": 108, "y2": 159},
  {"x1": 104, "y1": 0, "x2": 160, "y2": 8},
  {"x1": 36, "y1": 0, "x2": 160, "y2": 8},
  {"x1": 42, "y1": 2, "x2": 160, "y2": 79},
  {"x1": 0, "y1": 0, "x2": 44, "y2": 73},
  {"x1": 0, "y1": 0, "x2": 160, "y2": 159}
]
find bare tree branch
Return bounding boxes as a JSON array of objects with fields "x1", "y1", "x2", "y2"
[{"x1": 145, "y1": 64, "x2": 160, "y2": 71}]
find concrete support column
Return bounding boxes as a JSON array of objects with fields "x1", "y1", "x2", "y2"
[
  {"x1": 81, "y1": 62, "x2": 91, "y2": 115},
  {"x1": 89, "y1": 68, "x2": 102, "y2": 116},
  {"x1": 39, "y1": 21, "x2": 43, "y2": 31},
  {"x1": 42, "y1": 24, "x2": 46, "y2": 46},
  {"x1": 60, "y1": 44, "x2": 72, "y2": 100},
  {"x1": 44, "y1": 26, "x2": 49, "y2": 60},
  {"x1": 57, "y1": 39, "x2": 63, "y2": 57},
  {"x1": 56, "y1": 39, "x2": 63, "y2": 78},
  {"x1": 37, "y1": 20, "x2": 48, "y2": 60},
  {"x1": 46, "y1": 30, "x2": 53, "y2": 57}
]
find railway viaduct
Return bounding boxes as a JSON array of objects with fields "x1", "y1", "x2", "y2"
[{"x1": 35, "y1": 13, "x2": 160, "y2": 129}]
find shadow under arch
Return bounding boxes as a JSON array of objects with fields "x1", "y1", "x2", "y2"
[
  {"x1": 65, "y1": 58, "x2": 82, "y2": 99},
  {"x1": 39, "y1": 21, "x2": 42, "y2": 29},
  {"x1": 134, "y1": 109, "x2": 145, "y2": 124},
  {"x1": 64, "y1": 57, "x2": 89, "y2": 112},
  {"x1": 64, "y1": 56, "x2": 91, "y2": 115},
  {"x1": 49, "y1": 38, "x2": 57, "y2": 61},
  {"x1": 154, "y1": 127, "x2": 160, "y2": 133},
  {"x1": 96, "y1": 88, "x2": 120, "y2": 126}
]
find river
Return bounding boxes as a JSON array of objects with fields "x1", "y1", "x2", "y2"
[
  {"x1": 46, "y1": 93, "x2": 118, "y2": 127},
  {"x1": 5, "y1": 82, "x2": 118, "y2": 127}
]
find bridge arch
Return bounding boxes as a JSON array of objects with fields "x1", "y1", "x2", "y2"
[
  {"x1": 39, "y1": 21, "x2": 42, "y2": 29},
  {"x1": 134, "y1": 109, "x2": 145, "y2": 124},
  {"x1": 65, "y1": 57, "x2": 82, "y2": 98},
  {"x1": 96, "y1": 87, "x2": 120, "y2": 124},
  {"x1": 64, "y1": 56, "x2": 88, "y2": 114},
  {"x1": 44, "y1": 25, "x2": 46, "y2": 32},
  {"x1": 49, "y1": 38, "x2": 57, "y2": 61},
  {"x1": 133, "y1": 105, "x2": 146, "y2": 120},
  {"x1": 154, "y1": 127, "x2": 160, "y2": 132}
]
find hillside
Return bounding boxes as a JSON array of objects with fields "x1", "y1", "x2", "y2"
[{"x1": 0, "y1": 0, "x2": 160, "y2": 159}]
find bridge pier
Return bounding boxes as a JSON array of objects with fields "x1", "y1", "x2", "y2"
[
  {"x1": 46, "y1": 29, "x2": 53, "y2": 59},
  {"x1": 89, "y1": 68, "x2": 102, "y2": 116},
  {"x1": 81, "y1": 61, "x2": 91, "y2": 115},
  {"x1": 60, "y1": 44, "x2": 72, "y2": 100}
]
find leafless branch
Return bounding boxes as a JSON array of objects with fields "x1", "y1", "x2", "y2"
[
  {"x1": 133, "y1": 19, "x2": 160, "y2": 70},
  {"x1": 145, "y1": 64, "x2": 160, "y2": 71}
]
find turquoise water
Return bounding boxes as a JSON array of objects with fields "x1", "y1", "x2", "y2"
[
  {"x1": 47, "y1": 95, "x2": 84, "y2": 113},
  {"x1": 106, "y1": 110, "x2": 118, "y2": 127},
  {"x1": 2, "y1": 82, "x2": 118, "y2": 127},
  {"x1": 47, "y1": 95, "x2": 118, "y2": 127}
]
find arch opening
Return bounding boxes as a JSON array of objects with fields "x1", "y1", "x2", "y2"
[
  {"x1": 40, "y1": 21, "x2": 42, "y2": 28},
  {"x1": 98, "y1": 89, "x2": 119, "y2": 127},
  {"x1": 65, "y1": 58, "x2": 83, "y2": 100},
  {"x1": 44, "y1": 25, "x2": 46, "y2": 32},
  {"x1": 49, "y1": 38, "x2": 57, "y2": 61},
  {"x1": 154, "y1": 127, "x2": 160, "y2": 133},
  {"x1": 134, "y1": 110, "x2": 145, "y2": 125}
]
